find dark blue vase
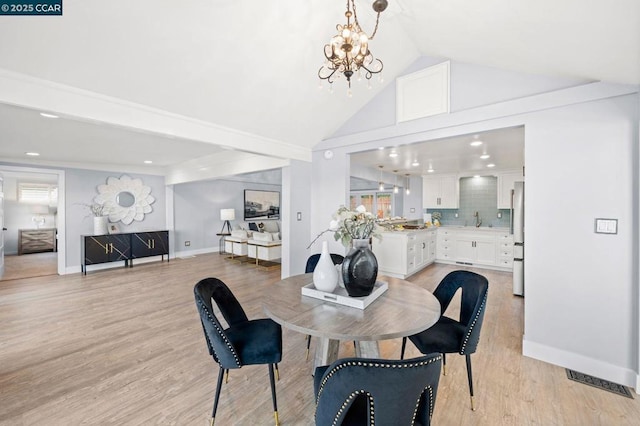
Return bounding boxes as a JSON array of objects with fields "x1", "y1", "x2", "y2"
[{"x1": 342, "y1": 239, "x2": 378, "y2": 297}]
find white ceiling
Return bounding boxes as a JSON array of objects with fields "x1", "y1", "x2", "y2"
[
  {"x1": 351, "y1": 126, "x2": 525, "y2": 177},
  {"x1": 0, "y1": 0, "x2": 637, "y2": 175}
]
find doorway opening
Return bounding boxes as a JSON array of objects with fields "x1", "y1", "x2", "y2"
[{"x1": 0, "y1": 166, "x2": 66, "y2": 281}]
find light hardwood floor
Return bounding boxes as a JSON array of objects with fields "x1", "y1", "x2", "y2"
[
  {"x1": 1, "y1": 254, "x2": 638, "y2": 425},
  {"x1": 1, "y1": 251, "x2": 58, "y2": 281}
]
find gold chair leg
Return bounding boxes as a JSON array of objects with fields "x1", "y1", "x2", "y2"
[
  {"x1": 275, "y1": 363, "x2": 280, "y2": 381},
  {"x1": 470, "y1": 395, "x2": 476, "y2": 411},
  {"x1": 443, "y1": 363, "x2": 447, "y2": 376},
  {"x1": 210, "y1": 417, "x2": 215, "y2": 426},
  {"x1": 224, "y1": 370, "x2": 229, "y2": 384},
  {"x1": 274, "y1": 410, "x2": 280, "y2": 426}
]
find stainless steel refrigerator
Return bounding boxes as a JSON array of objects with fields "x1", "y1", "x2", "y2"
[{"x1": 511, "y1": 181, "x2": 524, "y2": 296}]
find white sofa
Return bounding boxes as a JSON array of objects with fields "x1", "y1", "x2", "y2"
[
  {"x1": 247, "y1": 231, "x2": 282, "y2": 264},
  {"x1": 224, "y1": 230, "x2": 249, "y2": 256}
]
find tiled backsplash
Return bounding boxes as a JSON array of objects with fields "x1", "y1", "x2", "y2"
[{"x1": 427, "y1": 176, "x2": 511, "y2": 228}]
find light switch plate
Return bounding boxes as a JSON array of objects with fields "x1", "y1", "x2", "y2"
[{"x1": 595, "y1": 218, "x2": 617, "y2": 234}]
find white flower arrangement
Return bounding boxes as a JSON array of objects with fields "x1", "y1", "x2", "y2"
[
  {"x1": 308, "y1": 205, "x2": 382, "y2": 249},
  {"x1": 78, "y1": 203, "x2": 109, "y2": 217}
]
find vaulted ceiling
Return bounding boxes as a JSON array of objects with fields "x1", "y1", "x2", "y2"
[{"x1": 0, "y1": 0, "x2": 638, "y2": 179}]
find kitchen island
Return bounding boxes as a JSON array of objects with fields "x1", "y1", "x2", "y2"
[
  {"x1": 373, "y1": 226, "x2": 513, "y2": 279},
  {"x1": 372, "y1": 228, "x2": 438, "y2": 279}
]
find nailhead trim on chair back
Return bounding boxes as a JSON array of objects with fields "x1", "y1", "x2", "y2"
[
  {"x1": 315, "y1": 355, "x2": 442, "y2": 426},
  {"x1": 194, "y1": 278, "x2": 243, "y2": 369}
]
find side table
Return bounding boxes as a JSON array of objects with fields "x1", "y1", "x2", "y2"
[{"x1": 215, "y1": 232, "x2": 231, "y2": 255}]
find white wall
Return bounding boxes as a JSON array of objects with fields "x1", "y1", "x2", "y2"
[
  {"x1": 281, "y1": 160, "x2": 312, "y2": 277},
  {"x1": 311, "y1": 149, "x2": 350, "y2": 257},
  {"x1": 332, "y1": 57, "x2": 590, "y2": 137},
  {"x1": 172, "y1": 176, "x2": 281, "y2": 255},
  {"x1": 65, "y1": 169, "x2": 166, "y2": 270},
  {"x1": 523, "y1": 95, "x2": 638, "y2": 386},
  {"x1": 312, "y1": 59, "x2": 640, "y2": 387},
  {"x1": 1, "y1": 174, "x2": 57, "y2": 255}
]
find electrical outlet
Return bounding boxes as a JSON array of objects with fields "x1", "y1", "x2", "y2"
[
  {"x1": 184, "y1": 241, "x2": 191, "y2": 246},
  {"x1": 497, "y1": 212, "x2": 502, "y2": 218}
]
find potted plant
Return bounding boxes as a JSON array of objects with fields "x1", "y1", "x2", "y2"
[
  {"x1": 79, "y1": 203, "x2": 110, "y2": 235},
  {"x1": 309, "y1": 205, "x2": 382, "y2": 297}
]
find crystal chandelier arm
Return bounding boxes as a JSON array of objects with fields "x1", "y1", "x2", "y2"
[
  {"x1": 360, "y1": 58, "x2": 384, "y2": 79},
  {"x1": 318, "y1": 66, "x2": 339, "y2": 84}
]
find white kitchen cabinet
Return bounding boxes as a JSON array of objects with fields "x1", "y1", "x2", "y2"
[
  {"x1": 426, "y1": 231, "x2": 437, "y2": 264},
  {"x1": 497, "y1": 170, "x2": 524, "y2": 209},
  {"x1": 372, "y1": 232, "x2": 407, "y2": 277},
  {"x1": 436, "y1": 228, "x2": 456, "y2": 262},
  {"x1": 423, "y1": 175, "x2": 459, "y2": 209},
  {"x1": 436, "y1": 227, "x2": 512, "y2": 271},
  {"x1": 372, "y1": 229, "x2": 437, "y2": 279},
  {"x1": 496, "y1": 233, "x2": 514, "y2": 268},
  {"x1": 454, "y1": 232, "x2": 496, "y2": 266}
]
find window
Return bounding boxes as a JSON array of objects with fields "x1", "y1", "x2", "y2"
[
  {"x1": 350, "y1": 192, "x2": 394, "y2": 218},
  {"x1": 376, "y1": 192, "x2": 392, "y2": 219},
  {"x1": 18, "y1": 183, "x2": 58, "y2": 204}
]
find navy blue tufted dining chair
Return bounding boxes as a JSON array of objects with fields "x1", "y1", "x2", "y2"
[
  {"x1": 401, "y1": 270, "x2": 489, "y2": 411},
  {"x1": 313, "y1": 354, "x2": 443, "y2": 426},
  {"x1": 194, "y1": 277, "x2": 283, "y2": 426},
  {"x1": 304, "y1": 253, "x2": 345, "y2": 361}
]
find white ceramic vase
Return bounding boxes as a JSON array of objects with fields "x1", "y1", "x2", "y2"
[
  {"x1": 313, "y1": 241, "x2": 338, "y2": 293},
  {"x1": 93, "y1": 216, "x2": 108, "y2": 235}
]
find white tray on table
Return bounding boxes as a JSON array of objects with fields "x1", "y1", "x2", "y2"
[{"x1": 301, "y1": 280, "x2": 388, "y2": 309}]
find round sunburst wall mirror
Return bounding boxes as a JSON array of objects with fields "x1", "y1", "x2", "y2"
[{"x1": 94, "y1": 175, "x2": 155, "y2": 225}]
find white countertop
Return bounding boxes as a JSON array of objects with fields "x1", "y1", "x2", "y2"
[
  {"x1": 379, "y1": 226, "x2": 510, "y2": 234},
  {"x1": 439, "y1": 226, "x2": 511, "y2": 233}
]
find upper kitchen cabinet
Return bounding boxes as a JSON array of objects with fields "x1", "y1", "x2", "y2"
[
  {"x1": 423, "y1": 175, "x2": 459, "y2": 209},
  {"x1": 497, "y1": 170, "x2": 525, "y2": 209}
]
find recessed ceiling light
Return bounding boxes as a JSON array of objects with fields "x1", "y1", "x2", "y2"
[
  {"x1": 470, "y1": 134, "x2": 483, "y2": 146},
  {"x1": 378, "y1": 147, "x2": 385, "y2": 150},
  {"x1": 487, "y1": 163, "x2": 496, "y2": 168},
  {"x1": 480, "y1": 154, "x2": 490, "y2": 160},
  {"x1": 427, "y1": 168, "x2": 434, "y2": 173},
  {"x1": 473, "y1": 175, "x2": 481, "y2": 178},
  {"x1": 39, "y1": 112, "x2": 58, "y2": 118},
  {"x1": 412, "y1": 160, "x2": 420, "y2": 166},
  {"x1": 25, "y1": 152, "x2": 40, "y2": 156},
  {"x1": 389, "y1": 151, "x2": 398, "y2": 158},
  {"x1": 143, "y1": 160, "x2": 153, "y2": 164}
]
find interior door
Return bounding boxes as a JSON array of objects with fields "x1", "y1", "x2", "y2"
[{"x1": 0, "y1": 175, "x2": 5, "y2": 279}]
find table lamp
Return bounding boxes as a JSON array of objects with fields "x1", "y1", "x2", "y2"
[{"x1": 220, "y1": 209, "x2": 235, "y2": 234}]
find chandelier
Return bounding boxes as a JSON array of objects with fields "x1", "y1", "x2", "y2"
[{"x1": 318, "y1": 0, "x2": 388, "y2": 93}]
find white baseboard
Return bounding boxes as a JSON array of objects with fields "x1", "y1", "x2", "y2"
[
  {"x1": 66, "y1": 255, "x2": 171, "y2": 275},
  {"x1": 636, "y1": 374, "x2": 640, "y2": 394},
  {"x1": 174, "y1": 247, "x2": 218, "y2": 258},
  {"x1": 523, "y1": 337, "x2": 637, "y2": 388}
]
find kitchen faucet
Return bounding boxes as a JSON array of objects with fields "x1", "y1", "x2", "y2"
[{"x1": 474, "y1": 211, "x2": 482, "y2": 227}]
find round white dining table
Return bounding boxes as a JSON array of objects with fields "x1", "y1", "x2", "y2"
[{"x1": 262, "y1": 273, "x2": 441, "y2": 371}]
